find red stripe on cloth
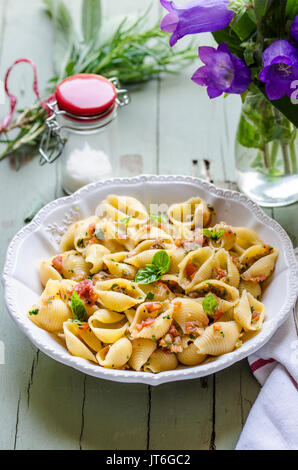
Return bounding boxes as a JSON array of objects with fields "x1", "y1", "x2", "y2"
[{"x1": 250, "y1": 358, "x2": 276, "y2": 373}]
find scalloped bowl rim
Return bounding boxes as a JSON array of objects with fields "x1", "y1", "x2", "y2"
[{"x1": 2, "y1": 175, "x2": 298, "y2": 385}]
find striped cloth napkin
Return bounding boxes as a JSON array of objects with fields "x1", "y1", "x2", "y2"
[{"x1": 236, "y1": 250, "x2": 298, "y2": 450}]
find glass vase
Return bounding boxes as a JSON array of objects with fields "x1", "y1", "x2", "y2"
[{"x1": 235, "y1": 89, "x2": 298, "y2": 207}]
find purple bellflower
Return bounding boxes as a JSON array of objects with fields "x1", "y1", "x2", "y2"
[
  {"x1": 291, "y1": 15, "x2": 298, "y2": 43},
  {"x1": 259, "y1": 40, "x2": 298, "y2": 100},
  {"x1": 160, "y1": 0, "x2": 234, "y2": 47},
  {"x1": 191, "y1": 43, "x2": 251, "y2": 98}
]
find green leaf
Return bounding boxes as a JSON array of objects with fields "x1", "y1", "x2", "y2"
[
  {"x1": 82, "y1": 0, "x2": 102, "y2": 44},
  {"x1": 232, "y1": 11, "x2": 256, "y2": 41},
  {"x1": 43, "y1": 0, "x2": 75, "y2": 79},
  {"x1": 71, "y1": 290, "x2": 87, "y2": 322},
  {"x1": 152, "y1": 250, "x2": 171, "y2": 274},
  {"x1": 212, "y1": 27, "x2": 244, "y2": 58},
  {"x1": 202, "y1": 294, "x2": 219, "y2": 317},
  {"x1": 202, "y1": 228, "x2": 225, "y2": 241},
  {"x1": 254, "y1": 0, "x2": 274, "y2": 18},
  {"x1": 286, "y1": 0, "x2": 298, "y2": 18},
  {"x1": 135, "y1": 265, "x2": 160, "y2": 285},
  {"x1": 145, "y1": 292, "x2": 155, "y2": 301},
  {"x1": 258, "y1": 86, "x2": 298, "y2": 128}
]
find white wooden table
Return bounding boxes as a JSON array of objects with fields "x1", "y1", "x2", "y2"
[{"x1": 0, "y1": 0, "x2": 297, "y2": 450}]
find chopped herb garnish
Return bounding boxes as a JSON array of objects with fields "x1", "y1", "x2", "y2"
[
  {"x1": 119, "y1": 216, "x2": 131, "y2": 225},
  {"x1": 29, "y1": 308, "x2": 39, "y2": 316},
  {"x1": 95, "y1": 228, "x2": 105, "y2": 240},
  {"x1": 202, "y1": 293, "x2": 219, "y2": 317},
  {"x1": 146, "y1": 292, "x2": 155, "y2": 301}
]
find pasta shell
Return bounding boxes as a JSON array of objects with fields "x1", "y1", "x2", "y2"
[
  {"x1": 177, "y1": 343, "x2": 206, "y2": 366},
  {"x1": 89, "y1": 311, "x2": 128, "y2": 343},
  {"x1": 239, "y1": 280, "x2": 261, "y2": 299},
  {"x1": 60, "y1": 222, "x2": 77, "y2": 252},
  {"x1": 97, "y1": 195, "x2": 148, "y2": 227},
  {"x1": 194, "y1": 321, "x2": 241, "y2": 356},
  {"x1": 140, "y1": 282, "x2": 175, "y2": 302},
  {"x1": 63, "y1": 321, "x2": 97, "y2": 362},
  {"x1": 29, "y1": 296, "x2": 71, "y2": 332},
  {"x1": 96, "y1": 338, "x2": 133, "y2": 368},
  {"x1": 234, "y1": 290, "x2": 265, "y2": 331},
  {"x1": 74, "y1": 216, "x2": 100, "y2": 252},
  {"x1": 144, "y1": 350, "x2": 178, "y2": 372},
  {"x1": 172, "y1": 297, "x2": 209, "y2": 333},
  {"x1": 40, "y1": 259, "x2": 62, "y2": 287},
  {"x1": 190, "y1": 280, "x2": 239, "y2": 313},
  {"x1": 129, "y1": 339, "x2": 157, "y2": 371},
  {"x1": 94, "y1": 278, "x2": 146, "y2": 311},
  {"x1": 213, "y1": 249, "x2": 240, "y2": 288},
  {"x1": 130, "y1": 301, "x2": 173, "y2": 340},
  {"x1": 168, "y1": 197, "x2": 211, "y2": 229},
  {"x1": 103, "y1": 252, "x2": 137, "y2": 279},
  {"x1": 84, "y1": 244, "x2": 110, "y2": 274},
  {"x1": 231, "y1": 227, "x2": 262, "y2": 250},
  {"x1": 178, "y1": 247, "x2": 215, "y2": 291},
  {"x1": 241, "y1": 248, "x2": 279, "y2": 282}
]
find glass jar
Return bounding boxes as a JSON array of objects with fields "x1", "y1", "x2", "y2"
[
  {"x1": 235, "y1": 89, "x2": 298, "y2": 207},
  {"x1": 39, "y1": 74, "x2": 130, "y2": 194}
]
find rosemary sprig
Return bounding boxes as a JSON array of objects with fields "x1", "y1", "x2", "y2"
[{"x1": 0, "y1": 0, "x2": 196, "y2": 163}]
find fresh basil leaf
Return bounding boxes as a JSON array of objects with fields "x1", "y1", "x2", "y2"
[
  {"x1": 135, "y1": 265, "x2": 160, "y2": 285},
  {"x1": 82, "y1": 0, "x2": 102, "y2": 44},
  {"x1": 152, "y1": 250, "x2": 170, "y2": 274},
  {"x1": 202, "y1": 293, "x2": 219, "y2": 317},
  {"x1": 71, "y1": 290, "x2": 87, "y2": 322},
  {"x1": 202, "y1": 228, "x2": 225, "y2": 241},
  {"x1": 95, "y1": 228, "x2": 105, "y2": 240}
]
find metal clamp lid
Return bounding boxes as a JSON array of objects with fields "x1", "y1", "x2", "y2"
[{"x1": 39, "y1": 77, "x2": 130, "y2": 165}]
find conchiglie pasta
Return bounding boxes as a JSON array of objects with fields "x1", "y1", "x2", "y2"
[
  {"x1": 40, "y1": 259, "x2": 62, "y2": 287},
  {"x1": 29, "y1": 193, "x2": 278, "y2": 373},
  {"x1": 234, "y1": 290, "x2": 265, "y2": 331},
  {"x1": 84, "y1": 244, "x2": 110, "y2": 274},
  {"x1": 129, "y1": 339, "x2": 157, "y2": 371},
  {"x1": 96, "y1": 338, "x2": 133, "y2": 368},
  {"x1": 94, "y1": 278, "x2": 145, "y2": 311},
  {"x1": 190, "y1": 280, "x2": 239, "y2": 313},
  {"x1": 89, "y1": 310, "x2": 128, "y2": 343},
  {"x1": 177, "y1": 343, "x2": 206, "y2": 366},
  {"x1": 194, "y1": 321, "x2": 241, "y2": 356},
  {"x1": 63, "y1": 321, "x2": 98, "y2": 362},
  {"x1": 213, "y1": 249, "x2": 240, "y2": 288},
  {"x1": 172, "y1": 297, "x2": 209, "y2": 333},
  {"x1": 178, "y1": 247, "x2": 215, "y2": 291},
  {"x1": 144, "y1": 349, "x2": 178, "y2": 372},
  {"x1": 241, "y1": 247, "x2": 279, "y2": 282}
]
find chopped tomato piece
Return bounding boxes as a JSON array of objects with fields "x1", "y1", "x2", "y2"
[
  {"x1": 52, "y1": 255, "x2": 63, "y2": 274},
  {"x1": 136, "y1": 317, "x2": 155, "y2": 331},
  {"x1": 173, "y1": 300, "x2": 182, "y2": 311},
  {"x1": 169, "y1": 324, "x2": 179, "y2": 337},
  {"x1": 213, "y1": 324, "x2": 221, "y2": 332},
  {"x1": 146, "y1": 302, "x2": 162, "y2": 313},
  {"x1": 88, "y1": 223, "x2": 96, "y2": 236},
  {"x1": 79, "y1": 322, "x2": 90, "y2": 331},
  {"x1": 215, "y1": 267, "x2": 227, "y2": 280},
  {"x1": 185, "y1": 262, "x2": 197, "y2": 279},
  {"x1": 74, "y1": 279, "x2": 98, "y2": 305}
]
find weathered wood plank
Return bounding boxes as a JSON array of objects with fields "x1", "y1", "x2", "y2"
[
  {"x1": 81, "y1": 379, "x2": 148, "y2": 450},
  {"x1": 149, "y1": 378, "x2": 214, "y2": 450},
  {"x1": 273, "y1": 204, "x2": 298, "y2": 248}
]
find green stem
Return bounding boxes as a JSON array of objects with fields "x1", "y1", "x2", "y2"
[
  {"x1": 262, "y1": 143, "x2": 269, "y2": 169},
  {"x1": 290, "y1": 141, "x2": 298, "y2": 173},
  {"x1": 269, "y1": 140, "x2": 279, "y2": 169},
  {"x1": 281, "y1": 143, "x2": 291, "y2": 174}
]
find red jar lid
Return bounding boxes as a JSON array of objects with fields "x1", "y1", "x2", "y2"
[{"x1": 55, "y1": 74, "x2": 117, "y2": 117}]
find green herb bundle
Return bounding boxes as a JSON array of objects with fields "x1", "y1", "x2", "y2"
[{"x1": 0, "y1": 0, "x2": 196, "y2": 162}]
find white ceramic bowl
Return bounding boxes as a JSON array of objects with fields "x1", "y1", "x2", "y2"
[{"x1": 2, "y1": 175, "x2": 298, "y2": 385}]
